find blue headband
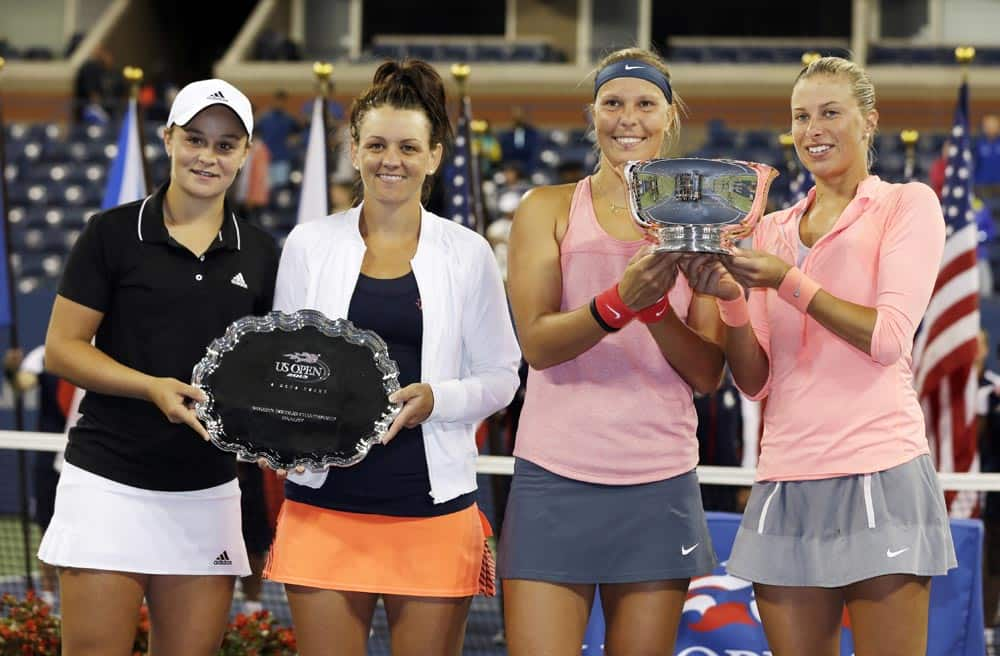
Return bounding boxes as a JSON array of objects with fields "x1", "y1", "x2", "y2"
[{"x1": 593, "y1": 59, "x2": 673, "y2": 104}]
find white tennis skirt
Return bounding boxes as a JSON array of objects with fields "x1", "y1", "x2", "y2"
[{"x1": 38, "y1": 462, "x2": 251, "y2": 576}]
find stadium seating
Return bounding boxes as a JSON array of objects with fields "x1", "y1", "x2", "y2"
[{"x1": 0, "y1": 118, "x2": 972, "y2": 296}]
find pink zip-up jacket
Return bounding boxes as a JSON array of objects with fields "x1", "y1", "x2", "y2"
[{"x1": 744, "y1": 176, "x2": 945, "y2": 481}]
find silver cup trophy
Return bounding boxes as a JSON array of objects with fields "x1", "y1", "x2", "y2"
[{"x1": 624, "y1": 158, "x2": 778, "y2": 254}]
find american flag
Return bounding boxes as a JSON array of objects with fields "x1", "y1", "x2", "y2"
[
  {"x1": 442, "y1": 94, "x2": 483, "y2": 232},
  {"x1": 912, "y1": 79, "x2": 981, "y2": 517}
]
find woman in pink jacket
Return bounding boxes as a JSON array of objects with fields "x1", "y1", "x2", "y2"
[{"x1": 685, "y1": 56, "x2": 957, "y2": 655}]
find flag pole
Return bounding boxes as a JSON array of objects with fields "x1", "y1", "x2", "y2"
[
  {"x1": 314, "y1": 61, "x2": 334, "y2": 195},
  {"x1": 956, "y1": 46, "x2": 975, "y2": 83},
  {"x1": 901, "y1": 129, "x2": 919, "y2": 182},
  {"x1": 296, "y1": 62, "x2": 333, "y2": 223},
  {"x1": 123, "y1": 66, "x2": 151, "y2": 191},
  {"x1": 450, "y1": 63, "x2": 486, "y2": 235},
  {"x1": 0, "y1": 56, "x2": 35, "y2": 592}
]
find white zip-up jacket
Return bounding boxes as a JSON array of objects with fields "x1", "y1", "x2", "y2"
[{"x1": 275, "y1": 204, "x2": 521, "y2": 503}]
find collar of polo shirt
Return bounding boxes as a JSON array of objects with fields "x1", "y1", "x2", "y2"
[{"x1": 137, "y1": 184, "x2": 242, "y2": 251}]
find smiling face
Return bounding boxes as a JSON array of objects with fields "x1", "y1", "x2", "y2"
[
  {"x1": 791, "y1": 74, "x2": 877, "y2": 184},
  {"x1": 163, "y1": 105, "x2": 249, "y2": 200},
  {"x1": 593, "y1": 77, "x2": 672, "y2": 168},
  {"x1": 350, "y1": 105, "x2": 443, "y2": 207}
]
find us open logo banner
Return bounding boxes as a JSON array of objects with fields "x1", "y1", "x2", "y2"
[{"x1": 275, "y1": 352, "x2": 331, "y2": 384}]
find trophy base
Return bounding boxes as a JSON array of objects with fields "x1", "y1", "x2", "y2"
[{"x1": 648, "y1": 225, "x2": 733, "y2": 255}]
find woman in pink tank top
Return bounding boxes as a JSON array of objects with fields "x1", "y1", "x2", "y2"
[
  {"x1": 684, "y1": 57, "x2": 956, "y2": 655},
  {"x1": 497, "y1": 47, "x2": 726, "y2": 655}
]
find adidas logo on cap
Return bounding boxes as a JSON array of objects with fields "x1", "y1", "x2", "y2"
[
  {"x1": 207, "y1": 90, "x2": 228, "y2": 102},
  {"x1": 213, "y1": 550, "x2": 232, "y2": 566}
]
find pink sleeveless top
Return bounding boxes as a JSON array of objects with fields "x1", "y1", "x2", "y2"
[{"x1": 513, "y1": 178, "x2": 700, "y2": 484}]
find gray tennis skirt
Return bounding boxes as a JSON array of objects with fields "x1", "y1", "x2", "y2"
[
  {"x1": 497, "y1": 458, "x2": 717, "y2": 583},
  {"x1": 726, "y1": 454, "x2": 957, "y2": 587}
]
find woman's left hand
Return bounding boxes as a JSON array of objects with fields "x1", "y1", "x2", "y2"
[
  {"x1": 679, "y1": 254, "x2": 743, "y2": 300},
  {"x1": 722, "y1": 247, "x2": 792, "y2": 290},
  {"x1": 382, "y1": 383, "x2": 435, "y2": 444}
]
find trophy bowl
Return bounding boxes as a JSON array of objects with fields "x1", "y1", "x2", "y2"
[
  {"x1": 624, "y1": 158, "x2": 778, "y2": 254},
  {"x1": 192, "y1": 309, "x2": 402, "y2": 472}
]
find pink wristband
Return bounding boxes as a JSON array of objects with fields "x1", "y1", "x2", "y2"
[
  {"x1": 777, "y1": 267, "x2": 820, "y2": 313},
  {"x1": 717, "y1": 295, "x2": 750, "y2": 327}
]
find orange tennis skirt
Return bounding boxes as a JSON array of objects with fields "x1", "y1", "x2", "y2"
[{"x1": 264, "y1": 499, "x2": 495, "y2": 597}]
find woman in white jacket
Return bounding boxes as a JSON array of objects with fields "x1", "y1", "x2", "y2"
[{"x1": 263, "y1": 59, "x2": 521, "y2": 656}]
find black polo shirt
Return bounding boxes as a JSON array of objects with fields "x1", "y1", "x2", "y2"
[{"x1": 59, "y1": 184, "x2": 279, "y2": 491}]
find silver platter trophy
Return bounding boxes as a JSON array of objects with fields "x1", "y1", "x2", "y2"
[
  {"x1": 192, "y1": 309, "x2": 402, "y2": 471},
  {"x1": 624, "y1": 158, "x2": 778, "y2": 253}
]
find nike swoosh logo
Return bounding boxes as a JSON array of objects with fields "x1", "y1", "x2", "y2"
[
  {"x1": 624, "y1": 65, "x2": 644, "y2": 70},
  {"x1": 681, "y1": 543, "x2": 699, "y2": 556},
  {"x1": 886, "y1": 547, "x2": 910, "y2": 558},
  {"x1": 604, "y1": 304, "x2": 622, "y2": 319}
]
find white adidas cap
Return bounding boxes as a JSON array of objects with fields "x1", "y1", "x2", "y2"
[{"x1": 166, "y1": 79, "x2": 254, "y2": 137}]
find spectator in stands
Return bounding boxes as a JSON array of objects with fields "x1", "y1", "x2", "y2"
[
  {"x1": 974, "y1": 194, "x2": 997, "y2": 296},
  {"x1": 64, "y1": 31, "x2": 85, "y2": 57},
  {"x1": 472, "y1": 119, "x2": 502, "y2": 178},
  {"x1": 556, "y1": 160, "x2": 585, "y2": 184},
  {"x1": 256, "y1": 90, "x2": 302, "y2": 188},
  {"x1": 499, "y1": 47, "x2": 723, "y2": 655},
  {"x1": 684, "y1": 55, "x2": 955, "y2": 654},
  {"x1": 929, "y1": 140, "x2": 949, "y2": 198},
  {"x1": 499, "y1": 106, "x2": 540, "y2": 173},
  {"x1": 976, "y1": 328, "x2": 1000, "y2": 626},
  {"x1": 329, "y1": 176, "x2": 355, "y2": 212},
  {"x1": 252, "y1": 28, "x2": 303, "y2": 61},
  {"x1": 231, "y1": 138, "x2": 272, "y2": 225},
  {"x1": 72, "y1": 45, "x2": 117, "y2": 125},
  {"x1": 39, "y1": 79, "x2": 279, "y2": 656},
  {"x1": 975, "y1": 114, "x2": 1000, "y2": 200},
  {"x1": 262, "y1": 59, "x2": 520, "y2": 656}
]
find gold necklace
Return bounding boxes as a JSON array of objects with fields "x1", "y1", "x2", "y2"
[{"x1": 594, "y1": 176, "x2": 629, "y2": 214}]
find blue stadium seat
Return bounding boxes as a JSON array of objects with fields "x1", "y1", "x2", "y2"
[
  {"x1": 509, "y1": 43, "x2": 548, "y2": 62},
  {"x1": 11, "y1": 226, "x2": 47, "y2": 253},
  {"x1": 62, "y1": 184, "x2": 89, "y2": 207},
  {"x1": 439, "y1": 45, "x2": 472, "y2": 62},
  {"x1": 473, "y1": 44, "x2": 507, "y2": 61},
  {"x1": 14, "y1": 253, "x2": 47, "y2": 279},
  {"x1": 17, "y1": 141, "x2": 44, "y2": 164},
  {"x1": 743, "y1": 129, "x2": 776, "y2": 149},
  {"x1": 38, "y1": 139, "x2": 67, "y2": 162},
  {"x1": 370, "y1": 44, "x2": 403, "y2": 60},
  {"x1": 22, "y1": 46, "x2": 54, "y2": 60},
  {"x1": 6, "y1": 180, "x2": 32, "y2": 205},
  {"x1": 61, "y1": 208, "x2": 89, "y2": 229}
]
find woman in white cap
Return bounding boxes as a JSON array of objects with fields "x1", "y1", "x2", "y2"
[{"x1": 40, "y1": 79, "x2": 280, "y2": 655}]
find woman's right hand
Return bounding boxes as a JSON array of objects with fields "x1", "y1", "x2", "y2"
[
  {"x1": 618, "y1": 246, "x2": 682, "y2": 310},
  {"x1": 146, "y1": 377, "x2": 211, "y2": 441},
  {"x1": 679, "y1": 254, "x2": 744, "y2": 301}
]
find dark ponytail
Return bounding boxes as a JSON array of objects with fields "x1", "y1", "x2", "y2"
[{"x1": 349, "y1": 59, "x2": 454, "y2": 203}]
